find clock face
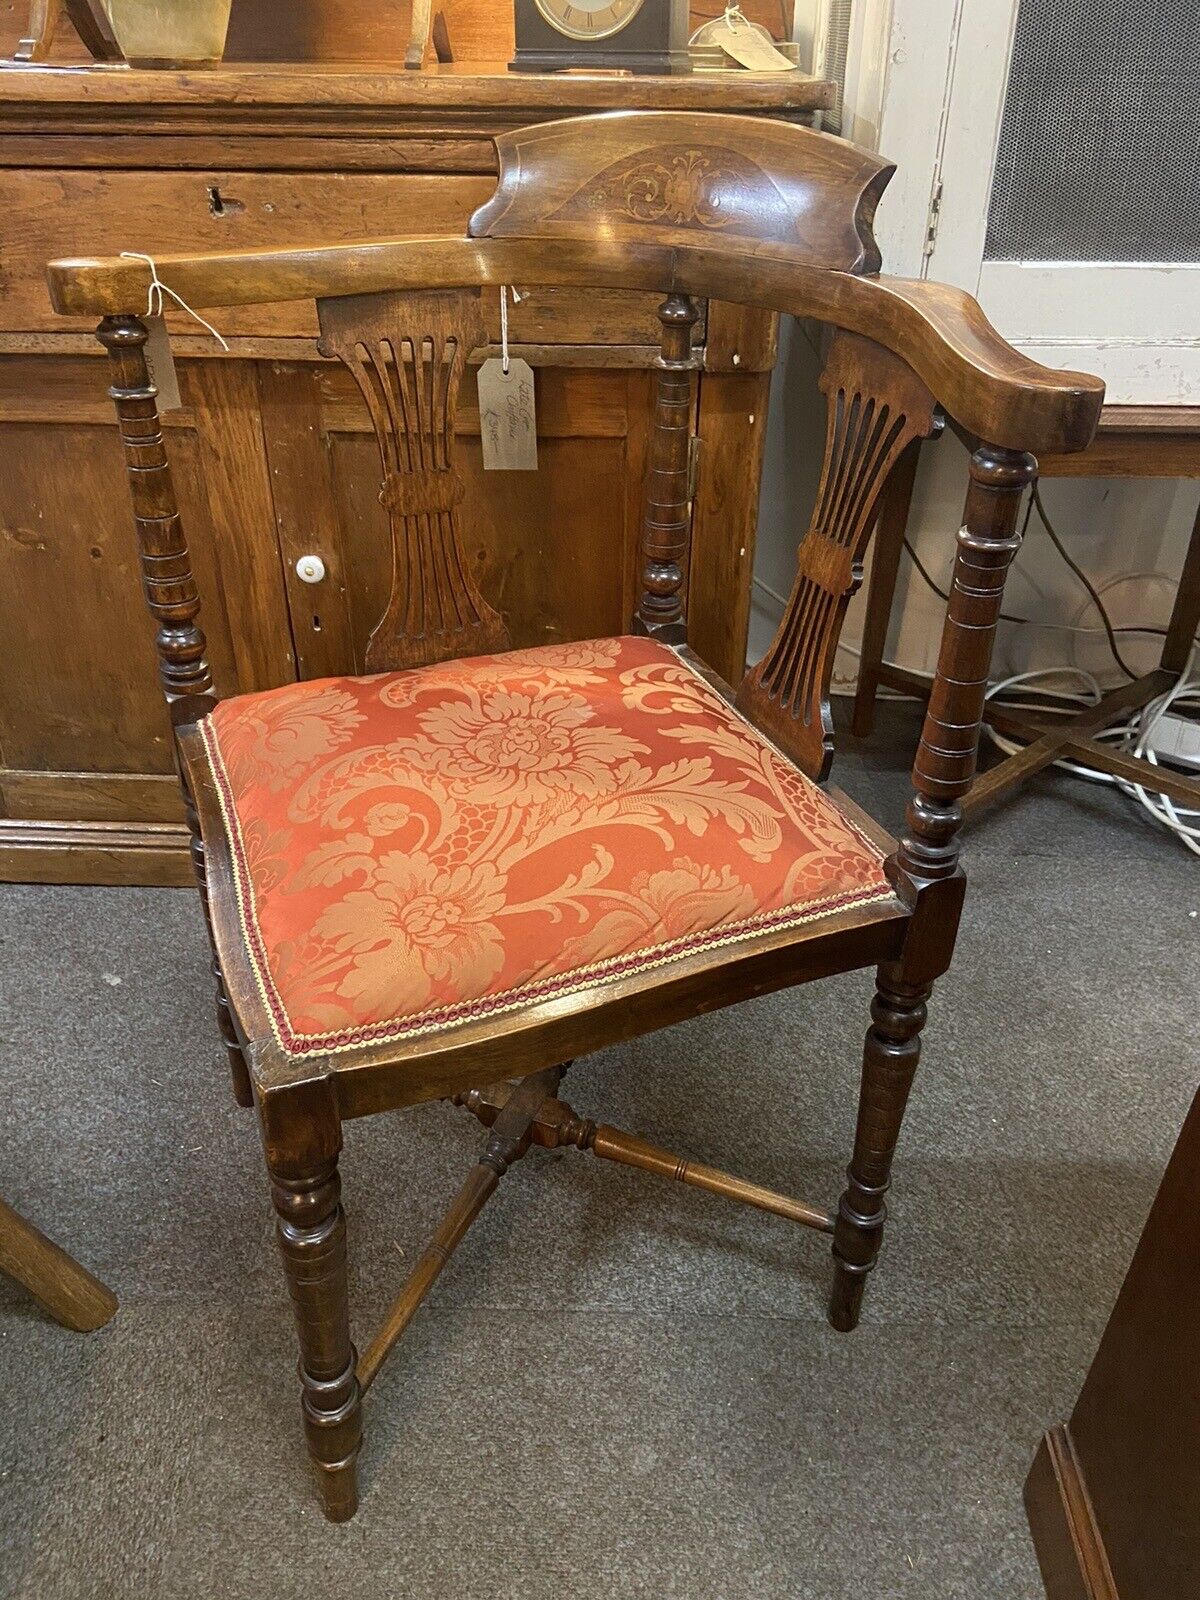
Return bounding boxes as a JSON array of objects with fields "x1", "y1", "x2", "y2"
[{"x1": 532, "y1": 0, "x2": 647, "y2": 42}]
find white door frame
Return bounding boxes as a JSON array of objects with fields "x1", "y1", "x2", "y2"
[{"x1": 841, "y1": 0, "x2": 1200, "y2": 404}]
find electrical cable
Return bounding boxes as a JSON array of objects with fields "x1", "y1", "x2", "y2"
[
  {"x1": 1030, "y1": 482, "x2": 1139, "y2": 680},
  {"x1": 900, "y1": 535, "x2": 1176, "y2": 638}
]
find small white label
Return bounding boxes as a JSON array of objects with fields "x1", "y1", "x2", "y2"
[
  {"x1": 143, "y1": 315, "x2": 182, "y2": 413},
  {"x1": 477, "y1": 358, "x2": 537, "y2": 472},
  {"x1": 710, "y1": 15, "x2": 795, "y2": 72}
]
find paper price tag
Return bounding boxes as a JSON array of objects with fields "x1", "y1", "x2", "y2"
[
  {"x1": 143, "y1": 315, "x2": 182, "y2": 414},
  {"x1": 478, "y1": 357, "x2": 538, "y2": 472},
  {"x1": 710, "y1": 13, "x2": 795, "y2": 72}
]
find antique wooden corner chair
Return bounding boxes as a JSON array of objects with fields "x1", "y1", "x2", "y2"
[{"x1": 48, "y1": 111, "x2": 1103, "y2": 1522}]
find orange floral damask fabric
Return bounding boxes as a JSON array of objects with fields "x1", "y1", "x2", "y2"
[{"x1": 199, "y1": 636, "x2": 892, "y2": 1059}]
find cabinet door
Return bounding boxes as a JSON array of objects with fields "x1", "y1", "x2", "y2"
[
  {"x1": 258, "y1": 359, "x2": 655, "y2": 679},
  {"x1": 0, "y1": 355, "x2": 294, "y2": 883}
]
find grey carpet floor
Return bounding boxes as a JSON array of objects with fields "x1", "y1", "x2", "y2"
[{"x1": 1, "y1": 703, "x2": 1196, "y2": 1600}]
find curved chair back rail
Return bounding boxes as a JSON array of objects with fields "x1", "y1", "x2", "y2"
[
  {"x1": 467, "y1": 110, "x2": 895, "y2": 274},
  {"x1": 49, "y1": 232, "x2": 1099, "y2": 456}
]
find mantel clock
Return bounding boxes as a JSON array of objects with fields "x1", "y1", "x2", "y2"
[{"x1": 511, "y1": 0, "x2": 692, "y2": 74}]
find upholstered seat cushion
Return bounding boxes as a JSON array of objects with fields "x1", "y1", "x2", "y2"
[{"x1": 197, "y1": 636, "x2": 892, "y2": 1060}]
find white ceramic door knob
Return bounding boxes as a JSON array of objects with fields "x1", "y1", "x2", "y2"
[{"x1": 295, "y1": 554, "x2": 326, "y2": 584}]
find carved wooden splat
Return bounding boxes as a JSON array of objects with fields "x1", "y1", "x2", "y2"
[
  {"x1": 737, "y1": 329, "x2": 938, "y2": 782},
  {"x1": 317, "y1": 288, "x2": 509, "y2": 672}
]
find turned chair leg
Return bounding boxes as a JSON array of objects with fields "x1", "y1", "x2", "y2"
[
  {"x1": 830, "y1": 960, "x2": 931, "y2": 1332},
  {"x1": 266, "y1": 1133, "x2": 362, "y2": 1522}
]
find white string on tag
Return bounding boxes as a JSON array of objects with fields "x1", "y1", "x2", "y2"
[
  {"x1": 119, "y1": 252, "x2": 230, "y2": 351},
  {"x1": 499, "y1": 285, "x2": 523, "y2": 375}
]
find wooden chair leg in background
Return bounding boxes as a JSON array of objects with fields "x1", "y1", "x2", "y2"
[
  {"x1": 829, "y1": 962, "x2": 931, "y2": 1331},
  {"x1": 851, "y1": 439, "x2": 922, "y2": 739},
  {"x1": 262, "y1": 1083, "x2": 362, "y2": 1524},
  {"x1": 0, "y1": 1195, "x2": 117, "y2": 1332}
]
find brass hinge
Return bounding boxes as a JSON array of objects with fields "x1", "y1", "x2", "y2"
[{"x1": 923, "y1": 177, "x2": 944, "y2": 261}]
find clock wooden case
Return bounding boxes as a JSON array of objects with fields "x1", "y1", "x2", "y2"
[{"x1": 511, "y1": 0, "x2": 691, "y2": 74}]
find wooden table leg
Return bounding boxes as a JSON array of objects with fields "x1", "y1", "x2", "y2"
[
  {"x1": 0, "y1": 1195, "x2": 117, "y2": 1332},
  {"x1": 1161, "y1": 492, "x2": 1200, "y2": 675},
  {"x1": 852, "y1": 440, "x2": 921, "y2": 738}
]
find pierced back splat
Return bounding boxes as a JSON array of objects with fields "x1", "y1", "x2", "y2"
[
  {"x1": 737, "y1": 330, "x2": 938, "y2": 782},
  {"x1": 317, "y1": 288, "x2": 510, "y2": 672}
]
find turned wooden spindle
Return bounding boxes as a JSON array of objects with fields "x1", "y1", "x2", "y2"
[
  {"x1": 99, "y1": 314, "x2": 252, "y2": 1107},
  {"x1": 829, "y1": 973, "x2": 931, "y2": 1332},
  {"x1": 898, "y1": 444, "x2": 1037, "y2": 885},
  {"x1": 453, "y1": 1083, "x2": 834, "y2": 1233},
  {"x1": 830, "y1": 443, "x2": 1036, "y2": 1332},
  {"x1": 633, "y1": 292, "x2": 700, "y2": 641},
  {"x1": 357, "y1": 1068, "x2": 561, "y2": 1394},
  {"x1": 269, "y1": 1156, "x2": 362, "y2": 1523},
  {"x1": 98, "y1": 316, "x2": 215, "y2": 725}
]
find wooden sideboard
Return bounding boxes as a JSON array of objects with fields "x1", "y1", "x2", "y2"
[
  {"x1": 0, "y1": 57, "x2": 830, "y2": 887},
  {"x1": 1026, "y1": 1079, "x2": 1200, "y2": 1598}
]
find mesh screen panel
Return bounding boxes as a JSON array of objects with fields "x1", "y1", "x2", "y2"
[{"x1": 985, "y1": 0, "x2": 1200, "y2": 263}]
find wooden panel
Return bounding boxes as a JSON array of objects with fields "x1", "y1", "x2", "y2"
[
  {"x1": 257, "y1": 361, "x2": 358, "y2": 681},
  {"x1": 705, "y1": 301, "x2": 779, "y2": 374},
  {"x1": 1027, "y1": 1081, "x2": 1200, "y2": 1599},
  {"x1": 2, "y1": 169, "x2": 688, "y2": 348},
  {"x1": 320, "y1": 361, "x2": 639, "y2": 662},
  {"x1": 1, "y1": 169, "x2": 494, "y2": 336},
  {"x1": 1039, "y1": 429, "x2": 1200, "y2": 477},
  {"x1": 306, "y1": 360, "x2": 745, "y2": 682},
  {"x1": 687, "y1": 370, "x2": 770, "y2": 684},
  {"x1": 316, "y1": 360, "x2": 633, "y2": 437},
  {"x1": 186, "y1": 359, "x2": 296, "y2": 693},
  {"x1": 329, "y1": 432, "x2": 633, "y2": 658},
  {"x1": 0, "y1": 819, "x2": 193, "y2": 885},
  {"x1": 0, "y1": 417, "x2": 238, "y2": 776},
  {"x1": 0, "y1": 770, "x2": 181, "y2": 822}
]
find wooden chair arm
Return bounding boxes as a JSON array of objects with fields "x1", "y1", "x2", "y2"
[
  {"x1": 866, "y1": 275, "x2": 1104, "y2": 456},
  {"x1": 47, "y1": 236, "x2": 1102, "y2": 457}
]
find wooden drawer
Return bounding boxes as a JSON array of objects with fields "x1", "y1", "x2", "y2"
[{"x1": 3, "y1": 168, "x2": 679, "y2": 346}]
